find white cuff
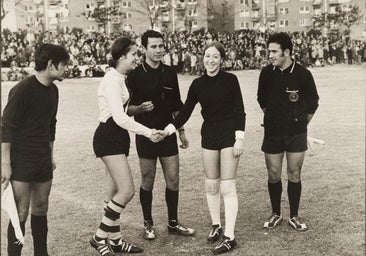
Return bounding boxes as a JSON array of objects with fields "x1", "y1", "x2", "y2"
[
  {"x1": 165, "y1": 123, "x2": 176, "y2": 136},
  {"x1": 235, "y1": 130, "x2": 245, "y2": 140}
]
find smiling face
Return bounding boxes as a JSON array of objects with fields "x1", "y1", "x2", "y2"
[
  {"x1": 144, "y1": 37, "x2": 165, "y2": 64},
  {"x1": 203, "y1": 46, "x2": 222, "y2": 76},
  {"x1": 120, "y1": 45, "x2": 140, "y2": 73}
]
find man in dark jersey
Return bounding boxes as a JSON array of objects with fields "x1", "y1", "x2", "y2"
[
  {"x1": 127, "y1": 30, "x2": 194, "y2": 240},
  {"x1": 257, "y1": 32, "x2": 319, "y2": 231},
  {"x1": 1, "y1": 44, "x2": 69, "y2": 256}
]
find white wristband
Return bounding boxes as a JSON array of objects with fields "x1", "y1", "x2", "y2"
[
  {"x1": 235, "y1": 130, "x2": 245, "y2": 140},
  {"x1": 165, "y1": 123, "x2": 177, "y2": 136}
]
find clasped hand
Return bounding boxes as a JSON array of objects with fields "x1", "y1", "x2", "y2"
[{"x1": 150, "y1": 129, "x2": 169, "y2": 143}]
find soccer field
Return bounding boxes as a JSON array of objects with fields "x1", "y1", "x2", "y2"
[{"x1": 1, "y1": 64, "x2": 365, "y2": 256}]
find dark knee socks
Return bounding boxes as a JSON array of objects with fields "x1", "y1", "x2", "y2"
[
  {"x1": 7, "y1": 221, "x2": 25, "y2": 256},
  {"x1": 31, "y1": 215, "x2": 48, "y2": 256},
  {"x1": 166, "y1": 188, "x2": 178, "y2": 226},
  {"x1": 140, "y1": 187, "x2": 153, "y2": 223},
  {"x1": 288, "y1": 180, "x2": 302, "y2": 218},
  {"x1": 268, "y1": 180, "x2": 282, "y2": 215}
]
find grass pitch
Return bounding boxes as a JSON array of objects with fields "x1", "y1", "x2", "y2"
[{"x1": 1, "y1": 64, "x2": 365, "y2": 256}]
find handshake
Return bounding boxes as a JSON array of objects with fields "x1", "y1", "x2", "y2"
[{"x1": 149, "y1": 129, "x2": 169, "y2": 143}]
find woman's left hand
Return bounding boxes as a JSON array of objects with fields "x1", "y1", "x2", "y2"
[{"x1": 233, "y1": 139, "x2": 244, "y2": 157}]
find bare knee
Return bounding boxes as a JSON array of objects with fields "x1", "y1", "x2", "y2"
[
  {"x1": 115, "y1": 187, "x2": 135, "y2": 205},
  {"x1": 287, "y1": 168, "x2": 301, "y2": 183},
  {"x1": 18, "y1": 208, "x2": 30, "y2": 221},
  {"x1": 141, "y1": 171, "x2": 156, "y2": 191},
  {"x1": 31, "y1": 200, "x2": 49, "y2": 216},
  {"x1": 267, "y1": 168, "x2": 281, "y2": 183},
  {"x1": 166, "y1": 175, "x2": 179, "y2": 191}
]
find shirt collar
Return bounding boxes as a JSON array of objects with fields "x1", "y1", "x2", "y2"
[
  {"x1": 110, "y1": 67, "x2": 127, "y2": 80},
  {"x1": 142, "y1": 60, "x2": 163, "y2": 72},
  {"x1": 273, "y1": 59, "x2": 296, "y2": 74}
]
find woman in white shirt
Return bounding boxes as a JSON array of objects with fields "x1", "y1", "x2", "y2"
[{"x1": 90, "y1": 37, "x2": 161, "y2": 256}]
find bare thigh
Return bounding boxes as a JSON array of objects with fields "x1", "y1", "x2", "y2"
[
  {"x1": 30, "y1": 180, "x2": 52, "y2": 216},
  {"x1": 11, "y1": 180, "x2": 32, "y2": 221},
  {"x1": 160, "y1": 154, "x2": 179, "y2": 191},
  {"x1": 139, "y1": 158, "x2": 158, "y2": 191},
  {"x1": 265, "y1": 153, "x2": 284, "y2": 183},
  {"x1": 101, "y1": 154, "x2": 134, "y2": 205},
  {"x1": 220, "y1": 147, "x2": 240, "y2": 180},
  {"x1": 202, "y1": 148, "x2": 220, "y2": 179}
]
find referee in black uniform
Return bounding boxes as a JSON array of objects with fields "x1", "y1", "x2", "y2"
[
  {"x1": 257, "y1": 32, "x2": 319, "y2": 231},
  {"x1": 127, "y1": 30, "x2": 194, "y2": 240}
]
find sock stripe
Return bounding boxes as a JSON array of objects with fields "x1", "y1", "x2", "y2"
[
  {"x1": 99, "y1": 222, "x2": 120, "y2": 233},
  {"x1": 111, "y1": 199, "x2": 125, "y2": 210}
]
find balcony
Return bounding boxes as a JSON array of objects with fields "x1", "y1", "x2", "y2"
[
  {"x1": 175, "y1": 2, "x2": 185, "y2": 10},
  {"x1": 160, "y1": 1, "x2": 169, "y2": 10},
  {"x1": 250, "y1": 16, "x2": 260, "y2": 21},
  {"x1": 251, "y1": 4, "x2": 260, "y2": 10},
  {"x1": 266, "y1": 14, "x2": 277, "y2": 21},
  {"x1": 312, "y1": 0, "x2": 321, "y2": 5}
]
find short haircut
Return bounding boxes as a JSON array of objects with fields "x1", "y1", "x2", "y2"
[
  {"x1": 203, "y1": 42, "x2": 226, "y2": 60},
  {"x1": 267, "y1": 32, "x2": 293, "y2": 55},
  {"x1": 141, "y1": 30, "x2": 164, "y2": 48},
  {"x1": 35, "y1": 44, "x2": 70, "y2": 71},
  {"x1": 109, "y1": 37, "x2": 135, "y2": 68}
]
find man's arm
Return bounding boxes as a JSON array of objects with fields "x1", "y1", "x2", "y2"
[
  {"x1": 127, "y1": 102, "x2": 154, "y2": 116},
  {"x1": 1, "y1": 143, "x2": 12, "y2": 188}
]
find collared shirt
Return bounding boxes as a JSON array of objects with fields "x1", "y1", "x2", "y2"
[
  {"x1": 257, "y1": 61, "x2": 319, "y2": 136},
  {"x1": 127, "y1": 61, "x2": 183, "y2": 130},
  {"x1": 97, "y1": 68, "x2": 152, "y2": 138}
]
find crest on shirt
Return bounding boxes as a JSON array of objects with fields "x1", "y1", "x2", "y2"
[{"x1": 286, "y1": 89, "x2": 299, "y2": 102}]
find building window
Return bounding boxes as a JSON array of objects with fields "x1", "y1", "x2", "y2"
[
  {"x1": 122, "y1": 1, "x2": 131, "y2": 8},
  {"x1": 239, "y1": 9, "x2": 250, "y2": 17},
  {"x1": 329, "y1": 6, "x2": 336, "y2": 14},
  {"x1": 252, "y1": 10, "x2": 259, "y2": 17},
  {"x1": 240, "y1": 21, "x2": 249, "y2": 28},
  {"x1": 188, "y1": 9, "x2": 197, "y2": 16},
  {"x1": 267, "y1": 6, "x2": 275, "y2": 15},
  {"x1": 122, "y1": 24, "x2": 132, "y2": 30},
  {"x1": 187, "y1": 0, "x2": 197, "y2": 4},
  {"x1": 279, "y1": 20, "x2": 289, "y2": 27},
  {"x1": 279, "y1": 7, "x2": 288, "y2": 14},
  {"x1": 239, "y1": 0, "x2": 249, "y2": 5},
  {"x1": 299, "y1": 19, "x2": 307, "y2": 26},
  {"x1": 24, "y1": 5, "x2": 34, "y2": 11},
  {"x1": 86, "y1": 25, "x2": 97, "y2": 32},
  {"x1": 25, "y1": 16, "x2": 34, "y2": 25},
  {"x1": 299, "y1": 6, "x2": 310, "y2": 14},
  {"x1": 85, "y1": 2, "x2": 95, "y2": 10},
  {"x1": 192, "y1": 20, "x2": 198, "y2": 28}
]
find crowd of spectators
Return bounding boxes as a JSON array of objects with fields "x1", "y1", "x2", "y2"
[{"x1": 1, "y1": 27, "x2": 365, "y2": 81}]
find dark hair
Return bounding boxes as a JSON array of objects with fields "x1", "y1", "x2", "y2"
[
  {"x1": 267, "y1": 32, "x2": 293, "y2": 55},
  {"x1": 108, "y1": 37, "x2": 135, "y2": 68},
  {"x1": 35, "y1": 44, "x2": 70, "y2": 71},
  {"x1": 203, "y1": 42, "x2": 226, "y2": 60},
  {"x1": 141, "y1": 30, "x2": 164, "y2": 48}
]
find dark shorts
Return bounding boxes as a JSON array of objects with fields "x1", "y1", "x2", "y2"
[
  {"x1": 93, "y1": 118, "x2": 130, "y2": 158},
  {"x1": 136, "y1": 133, "x2": 178, "y2": 159},
  {"x1": 261, "y1": 132, "x2": 308, "y2": 154},
  {"x1": 201, "y1": 119, "x2": 236, "y2": 150},
  {"x1": 11, "y1": 141, "x2": 53, "y2": 182}
]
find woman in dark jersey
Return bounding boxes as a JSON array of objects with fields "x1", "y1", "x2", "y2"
[{"x1": 164, "y1": 42, "x2": 246, "y2": 255}]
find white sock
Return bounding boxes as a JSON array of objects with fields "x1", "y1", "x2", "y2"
[
  {"x1": 221, "y1": 179, "x2": 238, "y2": 240},
  {"x1": 205, "y1": 178, "x2": 221, "y2": 226}
]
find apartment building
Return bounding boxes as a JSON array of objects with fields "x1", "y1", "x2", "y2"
[
  {"x1": 4, "y1": 0, "x2": 365, "y2": 38},
  {"x1": 234, "y1": 0, "x2": 366, "y2": 38}
]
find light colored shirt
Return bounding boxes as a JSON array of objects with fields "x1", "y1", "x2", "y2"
[{"x1": 97, "y1": 68, "x2": 152, "y2": 138}]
